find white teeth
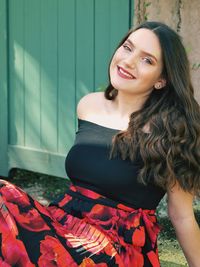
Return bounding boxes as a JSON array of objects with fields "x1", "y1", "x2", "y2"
[{"x1": 119, "y1": 67, "x2": 133, "y2": 78}]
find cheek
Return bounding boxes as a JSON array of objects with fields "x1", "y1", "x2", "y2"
[
  {"x1": 109, "y1": 56, "x2": 117, "y2": 74},
  {"x1": 140, "y1": 67, "x2": 161, "y2": 81},
  {"x1": 110, "y1": 50, "x2": 121, "y2": 65},
  {"x1": 109, "y1": 61, "x2": 113, "y2": 76}
]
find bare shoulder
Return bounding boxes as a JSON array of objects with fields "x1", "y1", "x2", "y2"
[{"x1": 77, "y1": 91, "x2": 105, "y2": 119}]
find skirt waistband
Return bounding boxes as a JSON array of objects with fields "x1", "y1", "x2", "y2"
[{"x1": 67, "y1": 184, "x2": 156, "y2": 214}]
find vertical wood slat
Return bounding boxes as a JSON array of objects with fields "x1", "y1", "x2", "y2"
[
  {"x1": 40, "y1": 0, "x2": 58, "y2": 152},
  {"x1": 58, "y1": 0, "x2": 76, "y2": 153},
  {"x1": 94, "y1": 0, "x2": 110, "y2": 90},
  {"x1": 110, "y1": 0, "x2": 130, "y2": 52},
  {"x1": 9, "y1": 0, "x2": 25, "y2": 146},
  {"x1": 76, "y1": 0, "x2": 94, "y2": 103},
  {"x1": 0, "y1": 0, "x2": 8, "y2": 176},
  {"x1": 95, "y1": 0, "x2": 132, "y2": 91},
  {"x1": 24, "y1": 0, "x2": 41, "y2": 149}
]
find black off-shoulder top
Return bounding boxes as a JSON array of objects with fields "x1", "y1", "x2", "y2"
[{"x1": 65, "y1": 119, "x2": 165, "y2": 209}]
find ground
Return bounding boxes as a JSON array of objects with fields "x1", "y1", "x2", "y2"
[{"x1": 2, "y1": 169, "x2": 200, "y2": 266}]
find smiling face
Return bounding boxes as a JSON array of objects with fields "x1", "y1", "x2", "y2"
[{"x1": 109, "y1": 28, "x2": 166, "y2": 97}]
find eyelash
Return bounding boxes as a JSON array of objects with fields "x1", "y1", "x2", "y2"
[
  {"x1": 122, "y1": 44, "x2": 153, "y2": 65},
  {"x1": 142, "y1": 57, "x2": 153, "y2": 65},
  {"x1": 122, "y1": 44, "x2": 131, "y2": 51}
]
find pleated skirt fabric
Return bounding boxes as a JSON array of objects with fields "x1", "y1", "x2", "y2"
[{"x1": 0, "y1": 180, "x2": 161, "y2": 267}]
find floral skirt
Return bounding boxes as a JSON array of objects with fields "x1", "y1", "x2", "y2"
[{"x1": 0, "y1": 179, "x2": 161, "y2": 267}]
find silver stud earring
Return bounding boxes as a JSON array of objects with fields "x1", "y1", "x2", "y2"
[{"x1": 155, "y1": 83, "x2": 161, "y2": 89}]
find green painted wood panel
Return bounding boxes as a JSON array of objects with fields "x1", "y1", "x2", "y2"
[
  {"x1": 76, "y1": 0, "x2": 95, "y2": 102},
  {"x1": 40, "y1": 0, "x2": 58, "y2": 152},
  {"x1": 58, "y1": 0, "x2": 76, "y2": 154},
  {"x1": 24, "y1": 0, "x2": 41, "y2": 149},
  {"x1": 110, "y1": 0, "x2": 131, "y2": 50},
  {"x1": 95, "y1": 0, "x2": 131, "y2": 90},
  {"x1": 5, "y1": 0, "x2": 132, "y2": 178},
  {"x1": 9, "y1": 0, "x2": 25, "y2": 146},
  {"x1": 95, "y1": 0, "x2": 111, "y2": 90},
  {"x1": 0, "y1": 0, "x2": 8, "y2": 176}
]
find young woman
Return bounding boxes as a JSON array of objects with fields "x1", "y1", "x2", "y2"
[{"x1": 0, "y1": 21, "x2": 200, "y2": 267}]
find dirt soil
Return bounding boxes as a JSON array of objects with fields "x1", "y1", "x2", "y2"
[{"x1": 3, "y1": 169, "x2": 200, "y2": 267}]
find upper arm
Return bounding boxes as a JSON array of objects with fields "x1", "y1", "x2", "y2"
[{"x1": 167, "y1": 183, "x2": 195, "y2": 222}]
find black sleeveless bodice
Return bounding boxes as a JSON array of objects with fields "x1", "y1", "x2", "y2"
[{"x1": 65, "y1": 119, "x2": 165, "y2": 209}]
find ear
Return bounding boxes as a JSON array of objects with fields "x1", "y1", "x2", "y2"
[{"x1": 154, "y1": 78, "x2": 166, "y2": 90}]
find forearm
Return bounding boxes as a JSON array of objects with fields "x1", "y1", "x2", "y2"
[{"x1": 172, "y1": 216, "x2": 200, "y2": 267}]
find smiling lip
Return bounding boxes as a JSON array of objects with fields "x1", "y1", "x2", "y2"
[{"x1": 117, "y1": 66, "x2": 136, "y2": 79}]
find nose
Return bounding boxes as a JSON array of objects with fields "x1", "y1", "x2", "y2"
[{"x1": 124, "y1": 52, "x2": 137, "y2": 69}]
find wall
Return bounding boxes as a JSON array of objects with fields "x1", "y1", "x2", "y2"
[
  {"x1": 133, "y1": 0, "x2": 200, "y2": 103},
  {"x1": 0, "y1": 0, "x2": 131, "y2": 178}
]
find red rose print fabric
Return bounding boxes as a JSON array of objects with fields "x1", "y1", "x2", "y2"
[{"x1": 0, "y1": 180, "x2": 161, "y2": 266}]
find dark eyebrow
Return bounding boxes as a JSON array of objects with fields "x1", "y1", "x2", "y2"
[{"x1": 126, "y1": 38, "x2": 158, "y2": 62}]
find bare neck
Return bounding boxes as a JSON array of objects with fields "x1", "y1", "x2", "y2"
[{"x1": 112, "y1": 91, "x2": 148, "y2": 118}]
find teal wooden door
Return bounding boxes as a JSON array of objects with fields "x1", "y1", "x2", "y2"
[{"x1": 0, "y1": 0, "x2": 133, "y2": 178}]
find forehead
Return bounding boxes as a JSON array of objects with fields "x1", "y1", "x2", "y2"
[{"x1": 127, "y1": 28, "x2": 162, "y2": 59}]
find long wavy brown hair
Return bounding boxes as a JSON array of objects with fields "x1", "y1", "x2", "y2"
[{"x1": 105, "y1": 21, "x2": 200, "y2": 195}]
